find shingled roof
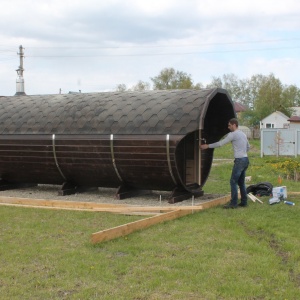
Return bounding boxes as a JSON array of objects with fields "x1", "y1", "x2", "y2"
[
  {"x1": 233, "y1": 102, "x2": 247, "y2": 112},
  {"x1": 288, "y1": 116, "x2": 300, "y2": 122},
  {"x1": 0, "y1": 88, "x2": 231, "y2": 135}
]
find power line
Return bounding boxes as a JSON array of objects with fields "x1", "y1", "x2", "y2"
[
  {"x1": 23, "y1": 37, "x2": 300, "y2": 49},
  {"x1": 24, "y1": 45, "x2": 300, "y2": 58},
  {"x1": 1, "y1": 37, "x2": 299, "y2": 53}
]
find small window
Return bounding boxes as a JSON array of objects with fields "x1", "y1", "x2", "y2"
[{"x1": 266, "y1": 123, "x2": 274, "y2": 128}]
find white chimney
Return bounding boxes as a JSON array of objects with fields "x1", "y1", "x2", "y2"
[{"x1": 15, "y1": 45, "x2": 26, "y2": 96}]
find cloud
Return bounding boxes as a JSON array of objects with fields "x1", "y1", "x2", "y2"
[{"x1": 1, "y1": 0, "x2": 300, "y2": 96}]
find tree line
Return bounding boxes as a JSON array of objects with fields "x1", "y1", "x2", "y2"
[{"x1": 115, "y1": 68, "x2": 300, "y2": 127}]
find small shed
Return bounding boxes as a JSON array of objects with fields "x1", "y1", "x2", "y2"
[
  {"x1": 0, "y1": 88, "x2": 235, "y2": 202},
  {"x1": 260, "y1": 111, "x2": 289, "y2": 129}
]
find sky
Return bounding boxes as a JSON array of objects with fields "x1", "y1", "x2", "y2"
[{"x1": 1, "y1": 0, "x2": 300, "y2": 96}]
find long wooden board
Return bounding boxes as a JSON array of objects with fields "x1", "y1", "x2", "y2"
[
  {"x1": 91, "y1": 195, "x2": 232, "y2": 244},
  {"x1": 91, "y1": 209, "x2": 195, "y2": 244},
  {"x1": 0, "y1": 196, "x2": 129, "y2": 210},
  {"x1": 0, "y1": 196, "x2": 203, "y2": 213}
]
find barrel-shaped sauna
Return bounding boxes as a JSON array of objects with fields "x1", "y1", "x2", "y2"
[{"x1": 0, "y1": 88, "x2": 235, "y2": 202}]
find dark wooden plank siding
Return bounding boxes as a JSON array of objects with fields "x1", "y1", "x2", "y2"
[
  {"x1": 0, "y1": 134, "x2": 182, "y2": 190},
  {"x1": 0, "y1": 136, "x2": 63, "y2": 184}
]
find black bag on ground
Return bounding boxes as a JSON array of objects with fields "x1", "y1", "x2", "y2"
[{"x1": 246, "y1": 182, "x2": 273, "y2": 197}]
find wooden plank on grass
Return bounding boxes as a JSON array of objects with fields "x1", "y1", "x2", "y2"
[
  {"x1": 91, "y1": 209, "x2": 197, "y2": 244},
  {"x1": 200, "y1": 194, "x2": 231, "y2": 209},
  {"x1": 102, "y1": 206, "x2": 203, "y2": 213},
  {"x1": 0, "y1": 196, "x2": 203, "y2": 213},
  {"x1": 288, "y1": 192, "x2": 300, "y2": 195},
  {"x1": 0, "y1": 196, "x2": 129, "y2": 210},
  {"x1": 0, "y1": 202, "x2": 102, "y2": 212}
]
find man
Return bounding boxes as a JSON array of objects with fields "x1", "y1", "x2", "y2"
[{"x1": 200, "y1": 118, "x2": 250, "y2": 209}]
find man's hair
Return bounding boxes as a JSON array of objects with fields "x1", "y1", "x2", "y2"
[{"x1": 229, "y1": 118, "x2": 239, "y2": 127}]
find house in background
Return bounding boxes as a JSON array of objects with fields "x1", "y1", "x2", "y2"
[
  {"x1": 288, "y1": 116, "x2": 300, "y2": 129},
  {"x1": 233, "y1": 102, "x2": 247, "y2": 118},
  {"x1": 260, "y1": 111, "x2": 289, "y2": 129},
  {"x1": 288, "y1": 107, "x2": 300, "y2": 129}
]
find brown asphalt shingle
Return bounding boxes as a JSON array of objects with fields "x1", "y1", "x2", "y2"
[{"x1": 0, "y1": 89, "x2": 221, "y2": 135}]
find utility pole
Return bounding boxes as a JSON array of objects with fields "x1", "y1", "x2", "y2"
[{"x1": 15, "y1": 45, "x2": 26, "y2": 95}]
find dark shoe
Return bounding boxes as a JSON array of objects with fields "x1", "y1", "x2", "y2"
[
  {"x1": 238, "y1": 203, "x2": 248, "y2": 207},
  {"x1": 223, "y1": 203, "x2": 238, "y2": 209}
]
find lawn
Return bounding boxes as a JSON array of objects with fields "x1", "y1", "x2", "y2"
[{"x1": 0, "y1": 139, "x2": 300, "y2": 299}]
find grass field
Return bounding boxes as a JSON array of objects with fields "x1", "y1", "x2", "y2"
[{"x1": 1, "y1": 139, "x2": 300, "y2": 299}]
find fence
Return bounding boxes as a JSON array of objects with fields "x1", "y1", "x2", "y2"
[{"x1": 261, "y1": 129, "x2": 300, "y2": 157}]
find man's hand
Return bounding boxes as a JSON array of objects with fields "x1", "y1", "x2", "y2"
[{"x1": 200, "y1": 144, "x2": 209, "y2": 150}]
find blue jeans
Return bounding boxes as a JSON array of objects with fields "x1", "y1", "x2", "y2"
[{"x1": 230, "y1": 157, "x2": 249, "y2": 206}]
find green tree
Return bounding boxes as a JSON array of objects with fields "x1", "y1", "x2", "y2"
[
  {"x1": 223, "y1": 74, "x2": 242, "y2": 100},
  {"x1": 151, "y1": 67, "x2": 194, "y2": 90},
  {"x1": 206, "y1": 76, "x2": 223, "y2": 89},
  {"x1": 240, "y1": 109, "x2": 261, "y2": 127},
  {"x1": 246, "y1": 74, "x2": 268, "y2": 109},
  {"x1": 194, "y1": 82, "x2": 204, "y2": 89},
  {"x1": 115, "y1": 84, "x2": 127, "y2": 92},
  {"x1": 254, "y1": 73, "x2": 292, "y2": 119},
  {"x1": 206, "y1": 74, "x2": 247, "y2": 106},
  {"x1": 281, "y1": 84, "x2": 300, "y2": 107},
  {"x1": 115, "y1": 81, "x2": 151, "y2": 92},
  {"x1": 130, "y1": 80, "x2": 151, "y2": 91}
]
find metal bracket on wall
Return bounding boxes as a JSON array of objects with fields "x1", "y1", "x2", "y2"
[
  {"x1": 166, "y1": 134, "x2": 177, "y2": 185},
  {"x1": 52, "y1": 134, "x2": 67, "y2": 181},
  {"x1": 110, "y1": 134, "x2": 123, "y2": 182}
]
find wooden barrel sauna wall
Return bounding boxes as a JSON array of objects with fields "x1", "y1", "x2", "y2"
[{"x1": 0, "y1": 88, "x2": 235, "y2": 202}]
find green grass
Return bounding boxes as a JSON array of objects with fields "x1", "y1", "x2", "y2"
[{"x1": 1, "y1": 139, "x2": 300, "y2": 299}]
